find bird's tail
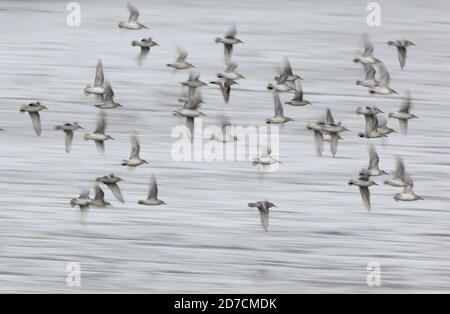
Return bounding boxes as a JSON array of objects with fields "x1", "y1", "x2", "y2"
[
  {"x1": 248, "y1": 202, "x2": 257, "y2": 208},
  {"x1": 131, "y1": 40, "x2": 139, "y2": 47}
]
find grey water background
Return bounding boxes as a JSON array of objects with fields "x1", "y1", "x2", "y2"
[{"x1": 0, "y1": 0, "x2": 449, "y2": 293}]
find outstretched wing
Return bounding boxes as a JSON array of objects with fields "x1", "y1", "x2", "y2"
[
  {"x1": 29, "y1": 112, "x2": 42, "y2": 136},
  {"x1": 273, "y1": 91, "x2": 283, "y2": 117},
  {"x1": 94, "y1": 59, "x2": 104, "y2": 87},
  {"x1": 65, "y1": 131, "x2": 74, "y2": 153},
  {"x1": 176, "y1": 48, "x2": 188, "y2": 62},
  {"x1": 225, "y1": 22, "x2": 237, "y2": 38},
  {"x1": 359, "y1": 186, "x2": 371, "y2": 211},
  {"x1": 258, "y1": 208, "x2": 269, "y2": 232},
  {"x1": 325, "y1": 108, "x2": 334, "y2": 125},
  {"x1": 397, "y1": 46, "x2": 407, "y2": 69},
  {"x1": 147, "y1": 175, "x2": 158, "y2": 200},
  {"x1": 127, "y1": 3, "x2": 140, "y2": 22},
  {"x1": 368, "y1": 145, "x2": 379, "y2": 170},
  {"x1": 94, "y1": 110, "x2": 106, "y2": 134},
  {"x1": 130, "y1": 134, "x2": 140, "y2": 159},
  {"x1": 399, "y1": 91, "x2": 411, "y2": 113}
]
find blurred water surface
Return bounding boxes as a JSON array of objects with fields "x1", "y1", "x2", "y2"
[{"x1": 0, "y1": 0, "x2": 450, "y2": 293}]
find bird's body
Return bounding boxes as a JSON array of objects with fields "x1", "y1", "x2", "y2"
[
  {"x1": 252, "y1": 148, "x2": 279, "y2": 166},
  {"x1": 20, "y1": 102, "x2": 47, "y2": 136}
]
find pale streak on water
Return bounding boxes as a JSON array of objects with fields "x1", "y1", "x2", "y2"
[{"x1": 0, "y1": 0, "x2": 449, "y2": 293}]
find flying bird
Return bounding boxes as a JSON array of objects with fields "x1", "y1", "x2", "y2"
[
  {"x1": 70, "y1": 190, "x2": 91, "y2": 211},
  {"x1": 356, "y1": 64, "x2": 378, "y2": 88},
  {"x1": 394, "y1": 177, "x2": 423, "y2": 201},
  {"x1": 266, "y1": 91, "x2": 293, "y2": 124},
  {"x1": 210, "y1": 78, "x2": 238, "y2": 104},
  {"x1": 387, "y1": 40, "x2": 415, "y2": 69},
  {"x1": 274, "y1": 56, "x2": 302, "y2": 84},
  {"x1": 96, "y1": 174, "x2": 125, "y2": 203},
  {"x1": 362, "y1": 145, "x2": 387, "y2": 176},
  {"x1": 181, "y1": 70, "x2": 207, "y2": 97},
  {"x1": 132, "y1": 37, "x2": 159, "y2": 65},
  {"x1": 285, "y1": 80, "x2": 311, "y2": 106},
  {"x1": 384, "y1": 158, "x2": 411, "y2": 188},
  {"x1": 84, "y1": 59, "x2": 105, "y2": 101},
  {"x1": 20, "y1": 102, "x2": 47, "y2": 136},
  {"x1": 217, "y1": 62, "x2": 245, "y2": 81},
  {"x1": 252, "y1": 147, "x2": 280, "y2": 166},
  {"x1": 353, "y1": 35, "x2": 382, "y2": 65},
  {"x1": 215, "y1": 23, "x2": 244, "y2": 61},
  {"x1": 307, "y1": 108, "x2": 345, "y2": 157},
  {"x1": 166, "y1": 49, "x2": 195, "y2": 70},
  {"x1": 55, "y1": 122, "x2": 83, "y2": 153},
  {"x1": 210, "y1": 117, "x2": 238, "y2": 143},
  {"x1": 348, "y1": 169, "x2": 378, "y2": 211},
  {"x1": 95, "y1": 82, "x2": 122, "y2": 109},
  {"x1": 369, "y1": 63, "x2": 397, "y2": 95},
  {"x1": 248, "y1": 201, "x2": 277, "y2": 232},
  {"x1": 389, "y1": 91, "x2": 418, "y2": 134},
  {"x1": 84, "y1": 110, "x2": 114, "y2": 153},
  {"x1": 90, "y1": 184, "x2": 112, "y2": 208},
  {"x1": 138, "y1": 175, "x2": 166, "y2": 206},
  {"x1": 118, "y1": 3, "x2": 148, "y2": 30},
  {"x1": 121, "y1": 133, "x2": 149, "y2": 167}
]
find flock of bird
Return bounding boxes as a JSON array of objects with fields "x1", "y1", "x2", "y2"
[{"x1": 4, "y1": 4, "x2": 424, "y2": 232}]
